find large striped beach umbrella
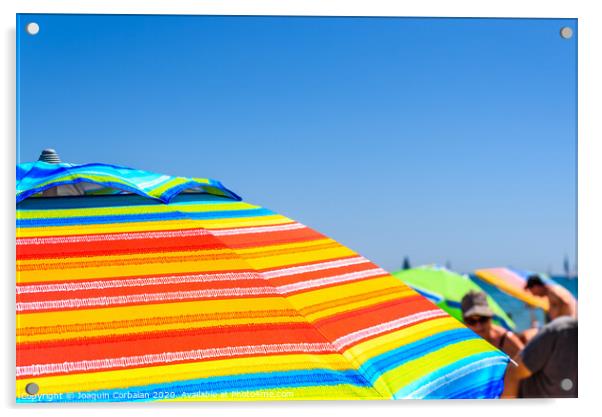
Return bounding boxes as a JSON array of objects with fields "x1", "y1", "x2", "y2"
[
  {"x1": 393, "y1": 266, "x2": 515, "y2": 331},
  {"x1": 16, "y1": 161, "x2": 509, "y2": 402}
]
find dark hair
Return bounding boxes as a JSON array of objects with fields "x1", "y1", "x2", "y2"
[{"x1": 525, "y1": 274, "x2": 546, "y2": 289}]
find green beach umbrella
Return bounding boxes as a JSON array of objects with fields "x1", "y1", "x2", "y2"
[{"x1": 393, "y1": 266, "x2": 515, "y2": 330}]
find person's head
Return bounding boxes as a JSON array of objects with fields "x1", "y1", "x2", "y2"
[
  {"x1": 461, "y1": 290, "x2": 494, "y2": 337},
  {"x1": 525, "y1": 274, "x2": 548, "y2": 296}
]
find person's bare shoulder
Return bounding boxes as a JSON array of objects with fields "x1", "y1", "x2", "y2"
[{"x1": 551, "y1": 285, "x2": 574, "y2": 305}]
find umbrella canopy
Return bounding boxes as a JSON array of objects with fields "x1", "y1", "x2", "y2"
[
  {"x1": 16, "y1": 161, "x2": 508, "y2": 401},
  {"x1": 16, "y1": 161, "x2": 241, "y2": 202},
  {"x1": 473, "y1": 267, "x2": 570, "y2": 311},
  {"x1": 393, "y1": 266, "x2": 515, "y2": 331}
]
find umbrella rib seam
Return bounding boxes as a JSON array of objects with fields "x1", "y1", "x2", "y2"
[{"x1": 173, "y1": 206, "x2": 390, "y2": 399}]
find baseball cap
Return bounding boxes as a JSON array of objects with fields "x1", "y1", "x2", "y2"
[{"x1": 461, "y1": 290, "x2": 494, "y2": 318}]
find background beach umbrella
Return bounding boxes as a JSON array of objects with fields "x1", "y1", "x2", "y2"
[
  {"x1": 16, "y1": 160, "x2": 508, "y2": 402},
  {"x1": 393, "y1": 266, "x2": 515, "y2": 331},
  {"x1": 473, "y1": 267, "x2": 576, "y2": 312}
]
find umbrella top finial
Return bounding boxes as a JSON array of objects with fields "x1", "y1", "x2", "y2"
[{"x1": 38, "y1": 149, "x2": 61, "y2": 164}]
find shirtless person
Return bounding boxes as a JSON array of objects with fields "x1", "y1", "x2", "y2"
[
  {"x1": 524, "y1": 274, "x2": 577, "y2": 321},
  {"x1": 461, "y1": 291, "x2": 524, "y2": 357}
]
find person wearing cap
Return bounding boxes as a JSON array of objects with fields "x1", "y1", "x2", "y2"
[
  {"x1": 461, "y1": 290, "x2": 523, "y2": 357},
  {"x1": 524, "y1": 274, "x2": 577, "y2": 321}
]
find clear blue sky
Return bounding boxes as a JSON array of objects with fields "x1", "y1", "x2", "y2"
[{"x1": 16, "y1": 14, "x2": 577, "y2": 274}]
